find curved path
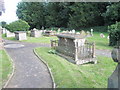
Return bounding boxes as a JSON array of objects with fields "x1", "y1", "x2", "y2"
[
  {"x1": 4, "y1": 40, "x2": 52, "y2": 88},
  {"x1": 4, "y1": 39, "x2": 111, "y2": 88}
]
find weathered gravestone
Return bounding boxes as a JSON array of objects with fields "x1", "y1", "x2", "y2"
[
  {"x1": 15, "y1": 31, "x2": 27, "y2": 40},
  {"x1": 30, "y1": 29, "x2": 42, "y2": 37},
  {"x1": 56, "y1": 30, "x2": 96, "y2": 65},
  {"x1": 108, "y1": 44, "x2": 120, "y2": 89}
]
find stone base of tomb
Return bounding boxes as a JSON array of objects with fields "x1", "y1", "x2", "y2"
[
  {"x1": 56, "y1": 51, "x2": 97, "y2": 65},
  {"x1": 76, "y1": 58, "x2": 97, "y2": 65}
]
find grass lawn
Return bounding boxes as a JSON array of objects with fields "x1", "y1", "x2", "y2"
[
  {"x1": 87, "y1": 32, "x2": 113, "y2": 50},
  {"x1": 2, "y1": 32, "x2": 113, "y2": 50},
  {"x1": 35, "y1": 47, "x2": 117, "y2": 88},
  {"x1": 2, "y1": 26, "x2": 113, "y2": 50},
  {"x1": 0, "y1": 50, "x2": 13, "y2": 89},
  {"x1": 22, "y1": 36, "x2": 58, "y2": 44}
]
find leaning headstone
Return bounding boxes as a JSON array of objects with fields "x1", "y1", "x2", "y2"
[
  {"x1": 15, "y1": 31, "x2": 27, "y2": 40},
  {"x1": 108, "y1": 45, "x2": 120, "y2": 89},
  {"x1": 6, "y1": 30, "x2": 15, "y2": 37}
]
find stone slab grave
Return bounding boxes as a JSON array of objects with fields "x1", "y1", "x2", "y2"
[
  {"x1": 108, "y1": 43, "x2": 120, "y2": 89},
  {"x1": 56, "y1": 30, "x2": 96, "y2": 65},
  {"x1": 15, "y1": 31, "x2": 27, "y2": 40},
  {"x1": 30, "y1": 28, "x2": 42, "y2": 37},
  {"x1": 6, "y1": 30, "x2": 15, "y2": 37}
]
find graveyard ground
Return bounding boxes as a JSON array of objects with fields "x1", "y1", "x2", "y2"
[
  {"x1": 2, "y1": 32, "x2": 113, "y2": 50},
  {"x1": 35, "y1": 47, "x2": 117, "y2": 88},
  {"x1": 0, "y1": 50, "x2": 13, "y2": 89}
]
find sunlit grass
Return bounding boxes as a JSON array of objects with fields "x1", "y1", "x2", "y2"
[
  {"x1": 0, "y1": 50, "x2": 13, "y2": 89},
  {"x1": 35, "y1": 47, "x2": 116, "y2": 88}
]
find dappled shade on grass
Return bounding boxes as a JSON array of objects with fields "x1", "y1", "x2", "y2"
[{"x1": 35, "y1": 47, "x2": 117, "y2": 88}]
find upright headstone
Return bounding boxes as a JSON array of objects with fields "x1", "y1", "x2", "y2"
[
  {"x1": 108, "y1": 45, "x2": 120, "y2": 89},
  {"x1": 91, "y1": 29, "x2": 93, "y2": 36},
  {"x1": 57, "y1": 28, "x2": 61, "y2": 34}
]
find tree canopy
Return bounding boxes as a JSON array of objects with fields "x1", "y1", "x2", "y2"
[{"x1": 16, "y1": 2, "x2": 120, "y2": 30}]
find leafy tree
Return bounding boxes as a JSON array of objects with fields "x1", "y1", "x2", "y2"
[
  {"x1": 108, "y1": 21, "x2": 120, "y2": 46},
  {"x1": 16, "y1": 2, "x2": 46, "y2": 29},
  {"x1": 68, "y1": 2, "x2": 108, "y2": 29},
  {"x1": 102, "y1": 2, "x2": 120, "y2": 25},
  {"x1": 0, "y1": 21, "x2": 7, "y2": 28},
  {"x1": 45, "y1": 2, "x2": 73, "y2": 28},
  {"x1": 5, "y1": 19, "x2": 30, "y2": 32}
]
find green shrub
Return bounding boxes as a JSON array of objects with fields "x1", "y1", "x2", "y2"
[
  {"x1": 108, "y1": 22, "x2": 120, "y2": 46},
  {"x1": 5, "y1": 19, "x2": 30, "y2": 32},
  {"x1": 48, "y1": 49, "x2": 56, "y2": 54}
]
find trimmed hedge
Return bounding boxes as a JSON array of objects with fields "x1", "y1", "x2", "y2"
[
  {"x1": 108, "y1": 22, "x2": 120, "y2": 46},
  {"x1": 5, "y1": 20, "x2": 30, "y2": 32}
]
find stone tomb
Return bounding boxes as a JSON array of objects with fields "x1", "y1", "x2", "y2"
[
  {"x1": 6, "y1": 30, "x2": 15, "y2": 37},
  {"x1": 15, "y1": 31, "x2": 27, "y2": 40},
  {"x1": 30, "y1": 30, "x2": 42, "y2": 37},
  {"x1": 56, "y1": 31, "x2": 96, "y2": 65}
]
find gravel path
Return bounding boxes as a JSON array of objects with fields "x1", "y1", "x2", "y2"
[
  {"x1": 95, "y1": 49, "x2": 112, "y2": 57},
  {"x1": 4, "y1": 40, "x2": 52, "y2": 88}
]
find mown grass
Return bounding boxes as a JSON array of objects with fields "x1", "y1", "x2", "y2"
[
  {"x1": 22, "y1": 36, "x2": 58, "y2": 44},
  {"x1": 2, "y1": 34, "x2": 16, "y2": 41},
  {"x1": 35, "y1": 47, "x2": 117, "y2": 88},
  {"x1": 87, "y1": 32, "x2": 113, "y2": 50},
  {"x1": 2, "y1": 26, "x2": 113, "y2": 50},
  {"x1": 0, "y1": 50, "x2": 13, "y2": 89}
]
